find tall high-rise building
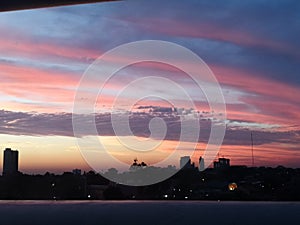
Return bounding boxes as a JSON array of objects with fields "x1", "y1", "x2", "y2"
[
  {"x1": 199, "y1": 156, "x2": 205, "y2": 171},
  {"x1": 180, "y1": 156, "x2": 195, "y2": 170},
  {"x1": 180, "y1": 156, "x2": 191, "y2": 169},
  {"x1": 3, "y1": 148, "x2": 19, "y2": 175}
]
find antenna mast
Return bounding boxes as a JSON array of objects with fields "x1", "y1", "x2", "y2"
[{"x1": 251, "y1": 131, "x2": 254, "y2": 167}]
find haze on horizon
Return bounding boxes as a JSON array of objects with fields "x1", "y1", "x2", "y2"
[{"x1": 0, "y1": 0, "x2": 299, "y2": 174}]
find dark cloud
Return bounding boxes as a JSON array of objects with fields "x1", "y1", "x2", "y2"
[
  {"x1": 0, "y1": 110, "x2": 73, "y2": 136},
  {"x1": 0, "y1": 109, "x2": 299, "y2": 147}
]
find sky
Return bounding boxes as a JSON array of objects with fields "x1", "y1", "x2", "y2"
[{"x1": 0, "y1": 0, "x2": 299, "y2": 174}]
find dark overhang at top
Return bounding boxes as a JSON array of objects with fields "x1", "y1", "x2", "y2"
[{"x1": 0, "y1": 0, "x2": 119, "y2": 12}]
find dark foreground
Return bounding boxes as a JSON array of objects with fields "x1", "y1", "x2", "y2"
[
  {"x1": 2, "y1": 166, "x2": 300, "y2": 201},
  {"x1": 0, "y1": 201, "x2": 299, "y2": 225}
]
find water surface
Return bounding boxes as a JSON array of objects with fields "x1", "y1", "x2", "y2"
[{"x1": 0, "y1": 201, "x2": 299, "y2": 225}]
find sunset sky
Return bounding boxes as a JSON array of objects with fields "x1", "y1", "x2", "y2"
[{"x1": 0, "y1": 0, "x2": 299, "y2": 174}]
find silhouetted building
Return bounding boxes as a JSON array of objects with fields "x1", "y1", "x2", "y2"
[
  {"x1": 72, "y1": 169, "x2": 82, "y2": 175},
  {"x1": 180, "y1": 156, "x2": 190, "y2": 169},
  {"x1": 180, "y1": 156, "x2": 195, "y2": 170},
  {"x1": 3, "y1": 148, "x2": 19, "y2": 175},
  {"x1": 214, "y1": 157, "x2": 230, "y2": 169},
  {"x1": 199, "y1": 156, "x2": 205, "y2": 171},
  {"x1": 129, "y1": 158, "x2": 147, "y2": 171}
]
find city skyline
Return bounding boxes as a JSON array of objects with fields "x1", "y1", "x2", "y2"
[
  {"x1": 0, "y1": 144, "x2": 298, "y2": 175},
  {"x1": 0, "y1": 146, "x2": 229, "y2": 175},
  {"x1": 0, "y1": 0, "x2": 300, "y2": 173},
  {"x1": 1, "y1": 146, "x2": 296, "y2": 177}
]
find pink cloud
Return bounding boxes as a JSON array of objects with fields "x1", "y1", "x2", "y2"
[
  {"x1": 192, "y1": 142, "x2": 300, "y2": 168},
  {"x1": 0, "y1": 27, "x2": 100, "y2": 62},
  {"x1": 211, "y1": 65, "x2": 300, "y2": 128},
  {"x1": 0, "y1": 63, "x2": 79, "y2": 111},
  {"x1": 0, "y1": 63, "x2": 78, "y2": 84}
]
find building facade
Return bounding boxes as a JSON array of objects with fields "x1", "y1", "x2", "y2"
[
  {"x1": 213, "y1": 157, "x2": 230, "y2": 169},
  {"x1": 180, "y1": 156, "x2": 195, "y2": 170},
  {"x1": 3, "y1": 148, "x2": 19, "y2": 175},
  {"x1": 199, "y1": 156, "x2": 205, "y2": 171}
]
